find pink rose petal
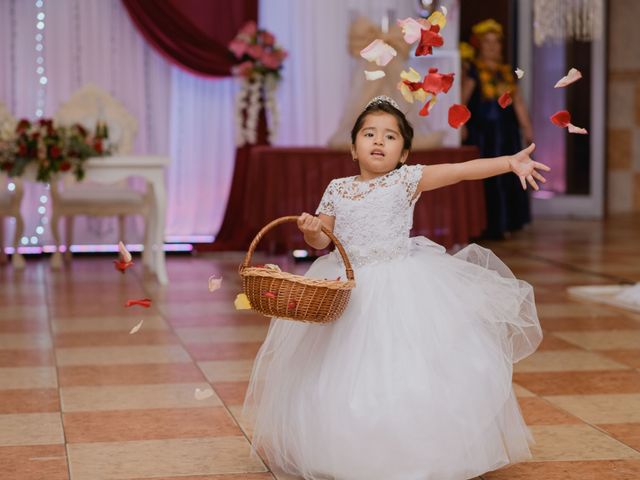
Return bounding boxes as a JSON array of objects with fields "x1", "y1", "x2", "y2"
[
  {"x1": 554, "y1": 68, "x2": 582, "y2": 88},
  {"x1": 360, "y1": 39, "x2": 397, "y2": 67},
  {"x1": 568, "y1": 123, "x2": 588, "y2": 134},
  {"x1": 397, "y1": 18, "x2": 424, "y2": 44},
  {"x1": 364, "y1": 70, "x2": 386, "y2": 81}
]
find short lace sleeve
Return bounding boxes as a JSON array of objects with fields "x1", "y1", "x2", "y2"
[
  {"x1": 315, "y1": 179, "x2": 337, "y2": 216},
  {"x1": 400, "y1": 164, "x2": 424, "y2": 204}
]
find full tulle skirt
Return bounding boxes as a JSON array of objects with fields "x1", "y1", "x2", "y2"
[{"x1": 242, "y1": 237, "x2": 542, "y2": 480}]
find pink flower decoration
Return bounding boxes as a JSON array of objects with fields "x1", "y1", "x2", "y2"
[
  {"x1": 246, "y1": 44, "x2": 264, "y2": 60},
  {"x1": 229, "y1": 39, "x2": 248, "y2": 59},
  {"x1": 261, "y1": 51, "x2": 281, "y2": 69},
  {"x1": 231, "y1": 61, "x2": 253, "y2": 78},
  {"x1": 240, "y1": 21, "x2": 257, "y2": 36},
  {"x1": 259, "y1": 30, "x2": 275, "y2": 46}
]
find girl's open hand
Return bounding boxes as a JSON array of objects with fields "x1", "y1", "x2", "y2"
[
  {"x1": 297, "y1": 212, "x2": 323, "y2": 235},
  {"x1": 508, "y1": 143, "x2": 551, "y2": 190}
]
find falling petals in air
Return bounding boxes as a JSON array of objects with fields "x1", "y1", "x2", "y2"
[
  {"x1": 194, "y1": 388, "x2": 214, "y2": 400},
  {"x1": 550, "y1": 110, "x2": 571, "y2": 128},
  {"x1": 125, "y1": 298, "x2": 152, "y2": 308},
  {"x1": 554, "y1": 68, "x2": 582, "y2": 88},
  {"x1": 129, "y1": 319, "x2": 144, "y2": 335},
  {"x1": 568, "y1": 123, "x2": 588, "y2": 134},
  {"x1": 498, "y1": 91, "x2": 513, "y2": 108},
  {"x1": 208, "y1": 276, "x2": 223, "y2": 292},
  {"x1": 364, "y1": 70, "x2": 386, "y2": 81},
  {"x1": 118, "y1": 241, "x2": 132, "y2": 263},
  {"x1": 360, "y1": 39, "x2": 397, "y2": 67},
  {"x1": 515, "y1": 68, "x2": 524, "y2": 79},
  {"x1": 114, "y1": 259, "x2": 134, "y2": 274},
  {"x1": 397, "y1": 18, "x2": 425, "y2": 44},
  {"x1": 448, "y1": 104, "x2": 471, "y2": 129},
  {"x1": 441, "y1": 5, "x2": 448, "y2": 16},
  {"x1": 422, "y1": 68, "x2": 454, "y2": 95},
  {"x1": 415, "y1": 25, "x2": 444, "y2": 56},
  {"x1": 427, "y1": 10, "x2": 447, "y2": 30},
  {"x1": 234, "y1": 293, "x2": 251, "y2": 310}
]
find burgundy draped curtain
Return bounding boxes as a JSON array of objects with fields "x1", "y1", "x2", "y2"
[{"x1": 122, "y1": 0, "x2": 258, "y2": 76}]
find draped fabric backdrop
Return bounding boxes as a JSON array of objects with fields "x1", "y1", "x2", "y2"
[{"x1": 0, "y1": 0, "x2": 458, "y2": 249}]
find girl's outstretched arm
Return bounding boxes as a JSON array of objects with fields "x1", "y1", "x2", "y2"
[{"x1": 416, "y1": 143, "x2": 550, "y2": 193}]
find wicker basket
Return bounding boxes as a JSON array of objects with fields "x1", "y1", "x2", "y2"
[{"x1": 239, "y1": 216, "x2": 355, "y2": 323}]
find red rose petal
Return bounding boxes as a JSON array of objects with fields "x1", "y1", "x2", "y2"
[
  {"x1": 498, "y1": 91, "x2": 512, "y2": 108},
  {"x1": 550, "y1": 110, "x2": 571, "y2": 128},
  {"x1": 448, "y1": 104, "x2": 471, "y2": 129},
  {"x1": 125, "y1": 298, "x2": 152, "y2": 308},
  {"x1": 287, "y1": 301, "x2": 297, "y2": 309},
  {"x1": 113, "y1": 259, "x2": 134, "y2": 274},
  {"x1": 422, "y1": 68, "x2": 455, "y2": 95},
  {"x1": 263, "y1": 291, "x2": 277, "y2": 299},
  {"x1": 415, "y1": 26, "x2": 444, "y2": 56}
]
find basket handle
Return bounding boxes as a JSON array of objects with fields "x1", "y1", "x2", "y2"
[{"x1": 240, "y1": 215, "x2": 354, "y2": 281}]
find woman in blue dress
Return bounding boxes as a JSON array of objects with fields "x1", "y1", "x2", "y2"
[{"x1": 461, "y1": 19, "x2": 535, "y2": 239}]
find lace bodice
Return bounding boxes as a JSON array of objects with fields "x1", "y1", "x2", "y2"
[{"x1": 315, "y1": 164, "x2": 424, "y2": 267}]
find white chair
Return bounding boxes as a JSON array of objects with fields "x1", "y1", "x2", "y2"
[
  {"x1": 50, "y1": 84, "x2": 151, "y2": 268},
  {"x1": 0, "y1": 104, "x2": 26, "y2": 269}
]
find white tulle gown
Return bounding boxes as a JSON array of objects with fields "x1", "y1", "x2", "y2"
[{"x1": 242, "y1": 164, "x2": 542, "y2": 480}]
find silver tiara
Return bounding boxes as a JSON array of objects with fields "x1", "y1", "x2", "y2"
[{"x1": 365, "y1": 95, "x2": 400, "y2": 110}]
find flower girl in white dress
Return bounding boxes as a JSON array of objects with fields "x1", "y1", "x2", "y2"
[{"x1": 242, "y1": 96, "x2": 549, "y2": 480}]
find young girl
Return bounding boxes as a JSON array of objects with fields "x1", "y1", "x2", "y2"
[{"x1": 243, "y1": 96, "x2": 548, "y2": 480}]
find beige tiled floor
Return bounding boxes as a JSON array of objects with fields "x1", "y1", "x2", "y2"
[{"x1": 1, "y1": 215, "x2": 640, "y2": 478}]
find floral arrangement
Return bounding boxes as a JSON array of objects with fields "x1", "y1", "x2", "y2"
[
  {"x1": 0, "y1": 118, "x2": 110, "y2": 183},
  {"x1": 228, "y1": 21, "x2": 288, "y2": 146}
]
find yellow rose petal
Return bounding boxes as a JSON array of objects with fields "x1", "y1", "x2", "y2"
[
  {"x1": 427, "y1": 11, "x2": 447, "y2": 30},
  {"x1": 400, "y1": 67, "x2": 421, "y2": 83},
  {"x1": 413, "y1": 89, "x2": 429, "y2": 103},
  {"x1": 398, "y1": 82, "x2": 414, "y2": 103},
  {"x1": 234, "y1": 293, "x2": 252, "y2": 310}
]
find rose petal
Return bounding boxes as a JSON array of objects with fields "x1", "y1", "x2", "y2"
[
  {"x1": 396, "y1": 18, "x2": 424, "y2": 44},
  {"x1": 208, "y1": 276, "x2": 223, "y2": 292},
  {"x1": 125, "y1": 298, "x2": 152, "y2": 308},
  {"x1": 423, "y1": 68, "x2": 455, "y2": 95},
  {"x1": 415, "y1": 26, "x2": 444, "y2": 56},
  {"x1": 264, "y1": 263, "x2": 281, "y2": 272},
  {"x1": 129, "y1": 319, "x2": 144, "y2": 334},
  {"x1": 448, "y1": 104, "x2": 471, "y2": 128},
  {"x1": 287, "y1": 301, "x2": 297, "y2": 309},
  {"x1": 118, "y1": 241, "x2": 132, "y2": 263},
  {"x1": 360, "y1": 39, "x2": 397, "y2": 67},
  {"x1": 515, "y1": 68, "x2": 524, "y2": 79},
  {"x1": 441, "y1": 5, "x2": 448, "y2": 16},
  {"x1": 263, "y1": 291, "x2": 277, "y2": 299},
  {"x1": 234, "y1": 293, "x2": 252, "y2": 310},
  {"x1": 498, "y1": 91, "x2": 513, "y2": 108},
  {"x1": 419, "y1": 96, "x2": 438, "y2": 117},
  {"x1": 568, "y1": 123, "x2": 588, "y2": 134},
  {"x1": 550, "y1": 110, "x2": 571, "y2": 128},
  {"x1": 398, "y1": 82, "x2": 415, "y2": 103},
  {"x1": 554, "y1": 68, "x2": 582, "y2": 88},
  {"x1": 427, "y1": 11, "x2": 447, "y2": 30},
  {"x1": 364, "y1": 70, "x2": 386, "y2": 81},
  {"x1": 400, "y1": 67, "x2": 422, "y2": 83},
  {"x1": 413, "y1": 88, "x2": 429, "y2": 103},
  {"x1": 194, "y1": 388, "x2": 214, "y2": 400},
  {"x1": 113, "y1": 259, "x2": 134, "y2": 274}
]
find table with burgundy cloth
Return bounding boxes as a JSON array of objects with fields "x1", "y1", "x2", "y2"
[{"x1": 202, "y1": 146, "x2": 485, "y2": 254}]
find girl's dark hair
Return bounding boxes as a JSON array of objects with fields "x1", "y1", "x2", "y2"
[{"x1": 350, "y1": 101, "x2": 414, "y2": 158}]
